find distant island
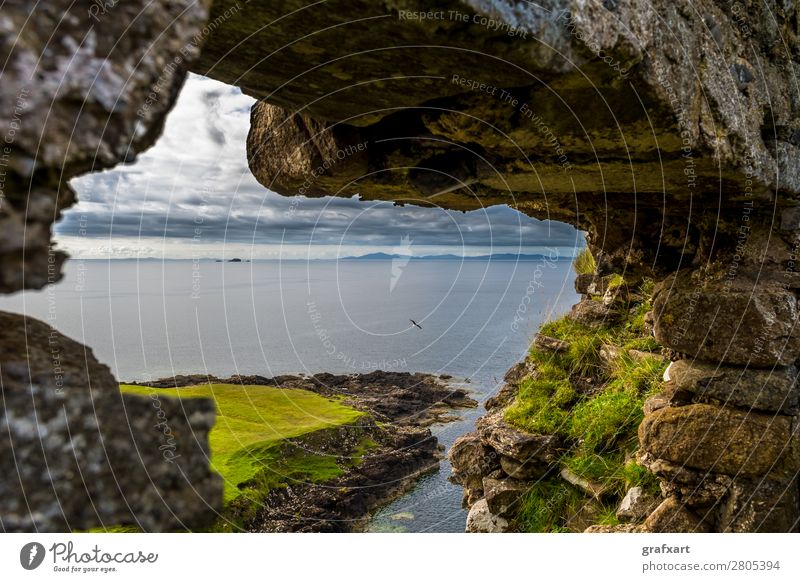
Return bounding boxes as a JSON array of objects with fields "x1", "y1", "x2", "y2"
[
  {"x1": 81, "y1": 253, "x2": 574, "y2": 262},
  {"x1": 341, "y1": 252, "x2": 571, "y2": 261}
]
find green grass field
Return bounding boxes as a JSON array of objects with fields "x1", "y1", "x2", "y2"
[{"x1": 119, "y1": 383, "x2": 365, "y2": 503}]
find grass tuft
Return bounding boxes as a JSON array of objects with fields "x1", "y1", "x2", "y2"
[
  {"x1": 515, "y1": 480, "x2": 584, "y2": 533},
  {"x1": 504, "y1": 376, "x2": 575, "y2": 435},
  {"x1": 568, "y1": 389, "x2": 644, "y2": 452},
  {"x1": 572, "y1": 247, "x2": 596, "y2": 275}
]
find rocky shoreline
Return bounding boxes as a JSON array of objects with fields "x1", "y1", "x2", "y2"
[
  {"x1": 131, "y1": 370, "x2": 476, "y2": 532},
  {"x1": 449, "y1": 276, "x2": 669, "y2": 533}
]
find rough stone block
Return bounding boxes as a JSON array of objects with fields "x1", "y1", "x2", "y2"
[
  {"x1": 466, "y1": 498, "x2": 511, "y2": 533},
  {"x1": 483, "y1": 477, "x2": 529, "y2": 517},
  {"x1": 0, "y1": 312, "x2": 221, "y2": 531},
  {"x1": 653, "y1": 276, "x2": 800, "y2": 366},
  {"x1": 718, "y1": 477, "x2": 800, "y2": 532},
  {"x1": 574, "y1": 274, "x2": 611, "y2": 296},
  {"x1": 616, "y1": 486, "x2": 660, "y2": 522},
  {"x1": 533, "y1": 334, "x2": 570, "y2": 353},
  {"x1": 640, "y1": 497, "x2": 711, "y2": 533},
  {"x1": 449, "y1": 433, "x2": 499, "y2": 490},
  {"x1": 639, "y1": 403, "x2": 794, "y2": 477},
  {"x1": 668, "y1": 359, "x2": 799, "y2": 415},
  {"x1": 477, "y1": 412, "x2": 561, "y2": 464},
  {"x1": 568, "y1": 299, "x2": 620, "y2": 327}
]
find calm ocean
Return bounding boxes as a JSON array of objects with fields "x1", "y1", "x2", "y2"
[{"x1": 0, "y1": 257, "x2": 578, "y2": 532}]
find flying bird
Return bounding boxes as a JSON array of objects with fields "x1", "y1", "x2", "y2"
[{"x1": 409, "y1": 319, "x2": 422, "y2": 330}]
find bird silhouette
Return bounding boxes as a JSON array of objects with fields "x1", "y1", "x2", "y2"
[{"x1": 409, "y1": 319, "x2": 422, "y2": 330}]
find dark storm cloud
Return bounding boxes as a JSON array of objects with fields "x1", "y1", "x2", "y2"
[{"x1": 61, "y1": 74, "x2": 579, "y2": 256}]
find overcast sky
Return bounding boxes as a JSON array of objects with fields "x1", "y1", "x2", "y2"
[{"x1": 58, "y1": 74, "x2": 580, "y2": 259}]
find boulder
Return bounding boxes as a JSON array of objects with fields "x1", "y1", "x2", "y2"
[
  {"x1": 568, "y1": 299, "x2": 620, "y2": 327},
  {"x1": 653, "y1": 276, "x2": 800, "y2": 366},
  {"x1": 533, "y1": 334, "x2": 570, "y2": 353},
  {"x1": 642, "y1": 392, "x2": 671, "y2": 415},
  {"x1": 668, "y1": 359, "x2": 800, "y2": 415},
  {"x1": 639, "y1": 451, "x2": 733, "y2": 508},
  {"x1": 0, "y1": 312, "x2": 221, "y2": 531},
  {"x1": 465, "y1": 499, "x2": 511, "y2": 533},
  {"x1": 483, "y1": 477, "x2": 530, "y2": 517},
  {"x1": 485, "y1": 382, "x2": 519, "y2": 411},
  {"x1": 639, "y1": 404, "x2": 794, "y2": 477},
  {"x1": 462, "y1": 486, "x2": 484, "y2": 509},
  {"x1": 616, "y1": 487, "x2": 660, "y2": 522},
  {"x1": 640, "y1": 497, "x2": 711, "y2": 533},
  {"x1": 574, "y1": 274, "x2": 619, "y2": 297},
  {"x1": 448, "y1": 433, "x2": 499, "y2": 490},
  {"x1": 717, "y1": 477, "x2": 800, "y2": 533},
  {"x1": 478, "y1": 413, "x2": 561, "y2": 464},
  {"x1": 574, "y1": 273, "x2": 599, "y2": 295},
  {"x1": 599, "y1": 344, "x2": 623, "y2": 368},
  {"x1": 503, "y1": 358, "x2": 536, "y2": 385}
]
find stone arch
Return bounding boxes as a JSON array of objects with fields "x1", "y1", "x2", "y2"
[{"x1": 1, "y1": 0, "x2": 798, "y2": 531}]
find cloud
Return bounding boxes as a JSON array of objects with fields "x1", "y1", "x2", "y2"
[{"x1": 60, "y1": 74, "x2": 580, "y2": 258}]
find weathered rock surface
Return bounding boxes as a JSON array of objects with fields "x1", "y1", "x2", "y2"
[
  {"x1": 533, "y1": 334, "x2": 570, "y2": 353},
  {"x1": 485, "y1": 381, "x2": 519, "y2": 411},
  {"x1": 559, "y1": 467, "x2": 607, "y2": 500},
  {"x1": 499, "y1": 455, "x2": 550, "y2": 481},
  {"x1": 477, "y1": 412, "x2": 562, "y2": 464},
  {"x1": 449, "y1": 433, "x2": 500, "y2": 493},
  {"x1": 616, "y1": 487, "x2": 660, "y2": 523},
  {"x1": 1, "y1": 0, "x2": 211, "y2": 292},
  {"x1": 568, "y1": 299, "x2": 619, "y2": 327},
  {"x1": 2, "y1": 0, "x2": 799, "y2": 534},
  {"x1": 639, "y1": 451, "x2": 735, "y2": 508},
  {"x1": 575, "y1": 274, "x2": 610, "y2": 296},
  {"x1": 466, "y1": 498, "x2": 511, "y2": 533},
  {"x1": 641, "y1": 497, "x2": 711, "y2": 533},
  {"x1": 502, "y1": 357, "x2": 537, "y2": 386},
  {"x1": 668, "y1": 359, "x2": 800, "y2": 415},
  {"x1": 483, "y1": 477, "x2": 530, "y2": 517},
  {"x1": 584, "y1": 524, "x2": 640, "y2": 533},
  {"x1": 639, "y1": 404, "x2": 794, "y2": 477},
  {"x1": 0, "y1": 311, "x2": 221, "y2": 531},
  {"x1": 220, "y1": 1, "x2": 800, "y2": 279},
  {"x1": 483, "y1": 356, "x2": 535, "y2": 410},
  {"x1": 717, "y1": 477, "x2": 800, "y2": 533},
  {"x1": 653, "y1": 275, "x2": 800, "y2": 367}
]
